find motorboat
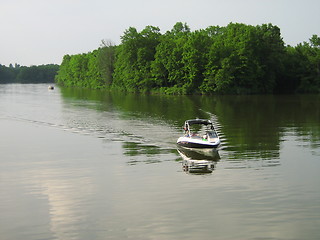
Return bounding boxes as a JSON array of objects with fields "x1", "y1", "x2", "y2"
[
  {"x1": 178, "y1": 147, "x2": 219, "y2": 173},
  {"x1": 177, "y1": 119, "x2": 220, "y2": 149}
]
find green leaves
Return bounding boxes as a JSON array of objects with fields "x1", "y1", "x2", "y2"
[
  {"x1": 56, "y1": 46, "x2": 115, "y2": 89},
  {"x1": 112, "y1": 26, "x2": 161, "y2": 92},
  {"x1": 55, "y1": 22, "x2": 320, "y2": 94}
]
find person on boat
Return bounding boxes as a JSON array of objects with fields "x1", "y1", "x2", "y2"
[{"x1": 184, "y1": 125, "x2": 190, "y2": 136}]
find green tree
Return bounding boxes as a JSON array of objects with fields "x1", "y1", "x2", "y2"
[
  {"x1": 54, "y1": 22, "x2": 319, "y2": 94},
  {"x1": 201, "y1": 23, "x2": 285, "y2": 94},
  {"x1": 295, "y1": 35, "x2": 320, "y2": 93},
  {"x1": 15, "y1": 64, "x2": 59, "y2": 83},
  {"x1": 98, "y1": 40, "x2": 116, "y2": 86},
  {"x1": 181, "y1": 29, "x2": 212, "y2": 93},
  {"x1": 113, "y1": 25, "x2": 161, "y2": 92},
  {"x1": 56, "y1": 55, "x2": 72, "y2": 86},
  {"x1": 151, "y1": 22, "x2": 190, "y2": 94}
]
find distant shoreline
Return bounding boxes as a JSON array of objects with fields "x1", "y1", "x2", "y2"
[{"x1": 0, "y1": 64, "x2": 59, "y2": 84}]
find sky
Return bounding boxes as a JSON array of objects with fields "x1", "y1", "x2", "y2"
[{"x1": 1, "y1": 0, "x2": 319, "y2": 66}]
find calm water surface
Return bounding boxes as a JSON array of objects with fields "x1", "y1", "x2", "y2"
[{"x1": 0, "y1": 84, "x2": 319, "y2": 240}]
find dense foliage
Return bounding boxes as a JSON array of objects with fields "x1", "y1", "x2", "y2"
[
  {"x1": 0, "y1": 64, "x2": 59, "y2": 84},
  {"x1": 56, "y1": 44, "x2": 115, "y2": 89},
  {"x1": 56, "y1": 22, "x2": 320, "y2": 94}
]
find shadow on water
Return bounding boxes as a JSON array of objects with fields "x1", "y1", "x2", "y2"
[{"x1": 60, "y1": 88, "x2": 320, "y2": 167}]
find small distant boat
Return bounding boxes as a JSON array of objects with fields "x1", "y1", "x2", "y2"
[
  {"x1": 177, "y1": 119, "x2": 220, "y2": 149},
  {"x1": 48, "y1": 85, "x2": 54, "y2": 90}
]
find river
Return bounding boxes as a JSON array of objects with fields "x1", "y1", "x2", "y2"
[{"x1": 0, "y1": 84, "x2": 319, "y2": 240}]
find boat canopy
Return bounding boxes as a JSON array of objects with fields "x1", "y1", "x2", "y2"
[
  {"x1": 184, "y1": 119, "x2": 215, "y2": 131},
  {"x1": 185, "y1": 119, "x2": 212, "y2": 126}
]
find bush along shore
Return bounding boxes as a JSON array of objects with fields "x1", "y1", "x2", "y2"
[{"x1": 55, "y1": 22, "x2": 320, "y2": 94}]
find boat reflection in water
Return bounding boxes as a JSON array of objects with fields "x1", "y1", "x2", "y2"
[{"x1": 178, "y1": 146, "x2": 220, "y2": 174}]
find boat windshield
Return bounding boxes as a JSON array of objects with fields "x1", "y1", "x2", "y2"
[
  {"x1": 207, "y1": 130, "x2": 217, "y2": 138},
  {"x1": 183, "y1": 119, "x2": 218, "y2": 137}
]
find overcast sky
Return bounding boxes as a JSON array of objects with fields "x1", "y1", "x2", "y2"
[{"x1": 1, "y1": 0, "x2": 319, "y2": 66}]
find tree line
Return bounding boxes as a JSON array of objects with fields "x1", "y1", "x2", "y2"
[
  {"x1": 55, "y1": 22, "x2": 320, "y2": 94},
  {"x1": 0, "y1": 64, "x2": 59, "y2": 84}
]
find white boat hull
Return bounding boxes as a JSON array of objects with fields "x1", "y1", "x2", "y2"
[{"x1": 177, "y1": 136, "x2": 220, "y2": 149}]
